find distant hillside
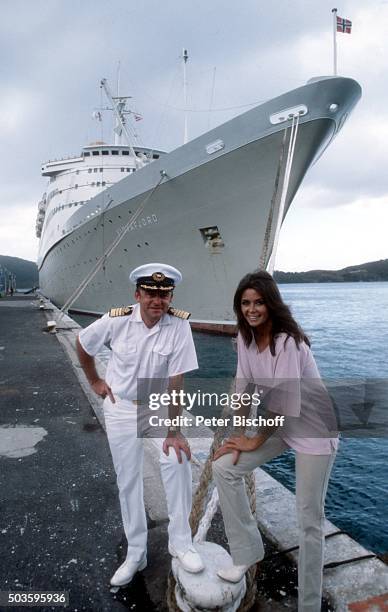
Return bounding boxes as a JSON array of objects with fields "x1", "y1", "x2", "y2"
[
  {"x1": 1, "y1": 255, "x2": 387, "y2": 289},
  {"x1": 0, "y1": 255, "x2": 39, "y2": 288},
  {"x1": 274, "y1": 259, "x2": 388, "y2": 283}
]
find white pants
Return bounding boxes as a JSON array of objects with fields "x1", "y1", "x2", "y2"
[
  {"x1": 103, "y1": 397, "x2": 193, "y2": 562},
  {"x1": 213, "y1": 436, "x2": 336, "y2": 612}
]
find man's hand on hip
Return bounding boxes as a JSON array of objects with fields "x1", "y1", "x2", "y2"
[
  {"x1": 163, "y1": 432, "x2": 191, "y2": 463},
  {"x1": 91, "y1": 378, "x2": 115, "y2": 403}
]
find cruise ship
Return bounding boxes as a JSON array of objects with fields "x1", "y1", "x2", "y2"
[{"x1": 37, "y1": 75, "x2": 361, "y2": 331}]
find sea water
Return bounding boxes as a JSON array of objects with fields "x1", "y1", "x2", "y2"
[{"x1": 75, "y1": 282, "x2": 388, "y2": 554}]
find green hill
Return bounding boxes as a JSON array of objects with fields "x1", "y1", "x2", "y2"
[
  {"x1": 1, "y1": 254, "x2": 387, "y2": 290},
  {"x1": 0, "y1": 255, "x2": 39, "y2": 289},
  {"x1": 274, "y1": 259, "x2": 388, "y2": 283}
]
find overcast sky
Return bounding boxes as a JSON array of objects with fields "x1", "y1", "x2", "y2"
[{"x1": 1, "y1": 0, "x2": 387, "y2": 271}]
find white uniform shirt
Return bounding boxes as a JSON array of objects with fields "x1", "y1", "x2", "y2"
[{"x1": 78, "y1": 304, "x2": 198, "y2": 400}]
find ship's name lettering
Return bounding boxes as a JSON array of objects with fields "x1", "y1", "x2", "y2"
[
  {"x1": 116, "y1": 214, "x2": 158, "y2": 236},
  {"x1": 131, "y1": 214, "x2": 158, "y2": 230}
]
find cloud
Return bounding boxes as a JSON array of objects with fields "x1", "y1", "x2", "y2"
[
  {"x1": 303, "y1": 112, "x2": 388, "y2": 203},
  {"x1": 1, "y1": 0, "x2": 387, "y2": 269},
  {"x1": 0, "y1": 202, "x2": 39, "y2": 261},
  {"x1": 277, "y1": 192, "x2": 388, "y2": 271}
]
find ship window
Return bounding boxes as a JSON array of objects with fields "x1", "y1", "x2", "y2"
[
  {"x1": 199, "y1": 226, "x2": 225, "y2": 251},
  {"x1": 102, "y1": 181, "x2": 106, "y2": 186},
  {"x1": 99, "y1": 168, "x2": 103, "y2": 172},
  {"x1": 97, "y1": 182, "x2": 100, "y2": 186},
  {"x1": 88, "y1": 168, "x2": 92, "y2": 173},
  {"x1": 122, "y1": 150, "x2": 129, "y2": 156},
  {"x1": 153, "y1": 154, "x2": 159, "y2": 159},
  {"x1": 93, "y1": 168, "x2": 98, "y2": 173},
  {"x1": 121, "y1": 168, "x2": 125, "y2": 172},
  {"x1": 102, "y1": 150, "x2": 109, "y2": 155},
  {"x1": 75, "y1": 184, "x2": 78, "y2": 188},
  {"x1": 84, "y1": 152, "x2": 90, "y2": 157},
  {"x1": 76, "y1": 170, "x2": 79, "y2": 175},
  {"x1": 127, "y1": 168, "x2": 131, "y2": 172},
  {"x1": 92, "y1": 151, "x2": 100, "y2": 156},
  {"x1": 111, "y1": 150, "x2": 119, "y2": 155}
]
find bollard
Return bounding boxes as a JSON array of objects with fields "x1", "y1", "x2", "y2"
[{"x1": 171, "y1": 541, "x2": 246, "y2": 611}]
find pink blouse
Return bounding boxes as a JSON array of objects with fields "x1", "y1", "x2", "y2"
[{"x1": 236, "y1": 332, "x2": 338, "y2": 455}]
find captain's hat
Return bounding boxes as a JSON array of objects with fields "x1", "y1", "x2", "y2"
[{"x1": 129, "y1": 263, "x2": 182, "y2": 291}]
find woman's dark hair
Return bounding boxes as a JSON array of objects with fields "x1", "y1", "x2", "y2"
[{"x1": 233, "y1": 270, "x2": 310, "y2": 355}]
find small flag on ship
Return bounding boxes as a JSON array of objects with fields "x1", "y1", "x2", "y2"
[
  {"x1": 332, "y1": 8, "x2": 352, "y2": 75},
  {"x1": 336, "y1": 15, "x2": 352, "y2": 34},
  {"x1": 134, "y1": 114, "x2": 143, "y2": 122}
]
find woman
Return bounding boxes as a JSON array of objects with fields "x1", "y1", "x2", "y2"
[{"x1": 213, "y1": 271, "x2": 338, "y2": 612}]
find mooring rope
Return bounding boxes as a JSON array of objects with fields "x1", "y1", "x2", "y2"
[
  {"x1": 57, "y1": 170, "x2": 167, "y2": 318},
  {"x1": 267, "y1": 114, "x2": 300, "y2": 275},
  {"x1": 167, "y1": 386, "x2": 258, "y2": 611},
  {"x1": 259, "y1": 128, "x2": 288, "y2": 270}
]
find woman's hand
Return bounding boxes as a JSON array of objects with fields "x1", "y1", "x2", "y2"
[
  {"x1": 214, "y1": 435, "x2": 262, "y2": 463},
  {"x1": 213, "y1": 443, "x2": 241, "y2": 465}
]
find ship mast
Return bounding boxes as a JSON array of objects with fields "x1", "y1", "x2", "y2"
[{"x1": 100, "y1": 78, "x2": 142, "y2": 169}]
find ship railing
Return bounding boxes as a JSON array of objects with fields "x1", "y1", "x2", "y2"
[{"x1": 43, "y1": 153, "x2": 81, "y2": 165}]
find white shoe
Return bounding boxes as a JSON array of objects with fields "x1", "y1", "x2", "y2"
[
  {"x1": 217, "y1": 564, "x2": 250, "y2": 583},
  {"x1": 169, "y1": 544, "x2": 204, "y2": 574},
  {"x1": 110, "y1": 557, "x2": 147, "y2": 587}
]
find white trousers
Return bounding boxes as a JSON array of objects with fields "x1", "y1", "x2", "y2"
[
  {"x1": 213, "y1": 436, "x2": 336, "y2": 612},
  {"x1": 103, "y1": 397, "x2": 193, "y2": 562}
]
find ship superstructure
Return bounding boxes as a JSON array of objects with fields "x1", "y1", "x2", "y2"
[{"x1": 36, "y1": 142, "x2": 164, "y2": 256}]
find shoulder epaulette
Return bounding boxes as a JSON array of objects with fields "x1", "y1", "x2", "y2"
[
  {"x1": 109, "y1": 305, "x2": 134, "y2": 318},
  {"x1": 168, "y1": 307, "x2": 191, "y2": 320}
]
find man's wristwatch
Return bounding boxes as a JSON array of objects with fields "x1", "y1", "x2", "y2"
[{"x1": 168, "y1": 425, "x2": 179, "y2": 434}]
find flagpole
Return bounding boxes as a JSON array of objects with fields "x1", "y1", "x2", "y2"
[
  {"x1": 182, "y1": 48, "x2": 189, "y2": 144},
  {"x1": 332, "y1": 8, "x2": 338, "y2": 75}
]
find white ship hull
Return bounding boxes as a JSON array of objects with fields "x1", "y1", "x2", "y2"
[{"x1": 38, "y1": 76, "x2": 361, "y2": 329}]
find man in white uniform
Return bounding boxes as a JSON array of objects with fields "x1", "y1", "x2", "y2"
[{"x1": 76, "y1": 263, "x2": 204, "y2": 586}]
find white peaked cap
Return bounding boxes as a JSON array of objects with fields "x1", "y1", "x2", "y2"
[{"x1": 129, "y1": 263, "x2": 183, "y2": 287}]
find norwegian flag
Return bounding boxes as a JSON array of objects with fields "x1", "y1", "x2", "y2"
[{"x1": 336, "y1": 15, "x2": 352, "y2": 33}]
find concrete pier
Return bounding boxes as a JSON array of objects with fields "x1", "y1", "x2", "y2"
[
  {"x1": 0, "y1": 295, "x2": 148, "y2": 610},
  {"x1": 1, "y1": 294, "x2": 387, "y2": 611}
]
